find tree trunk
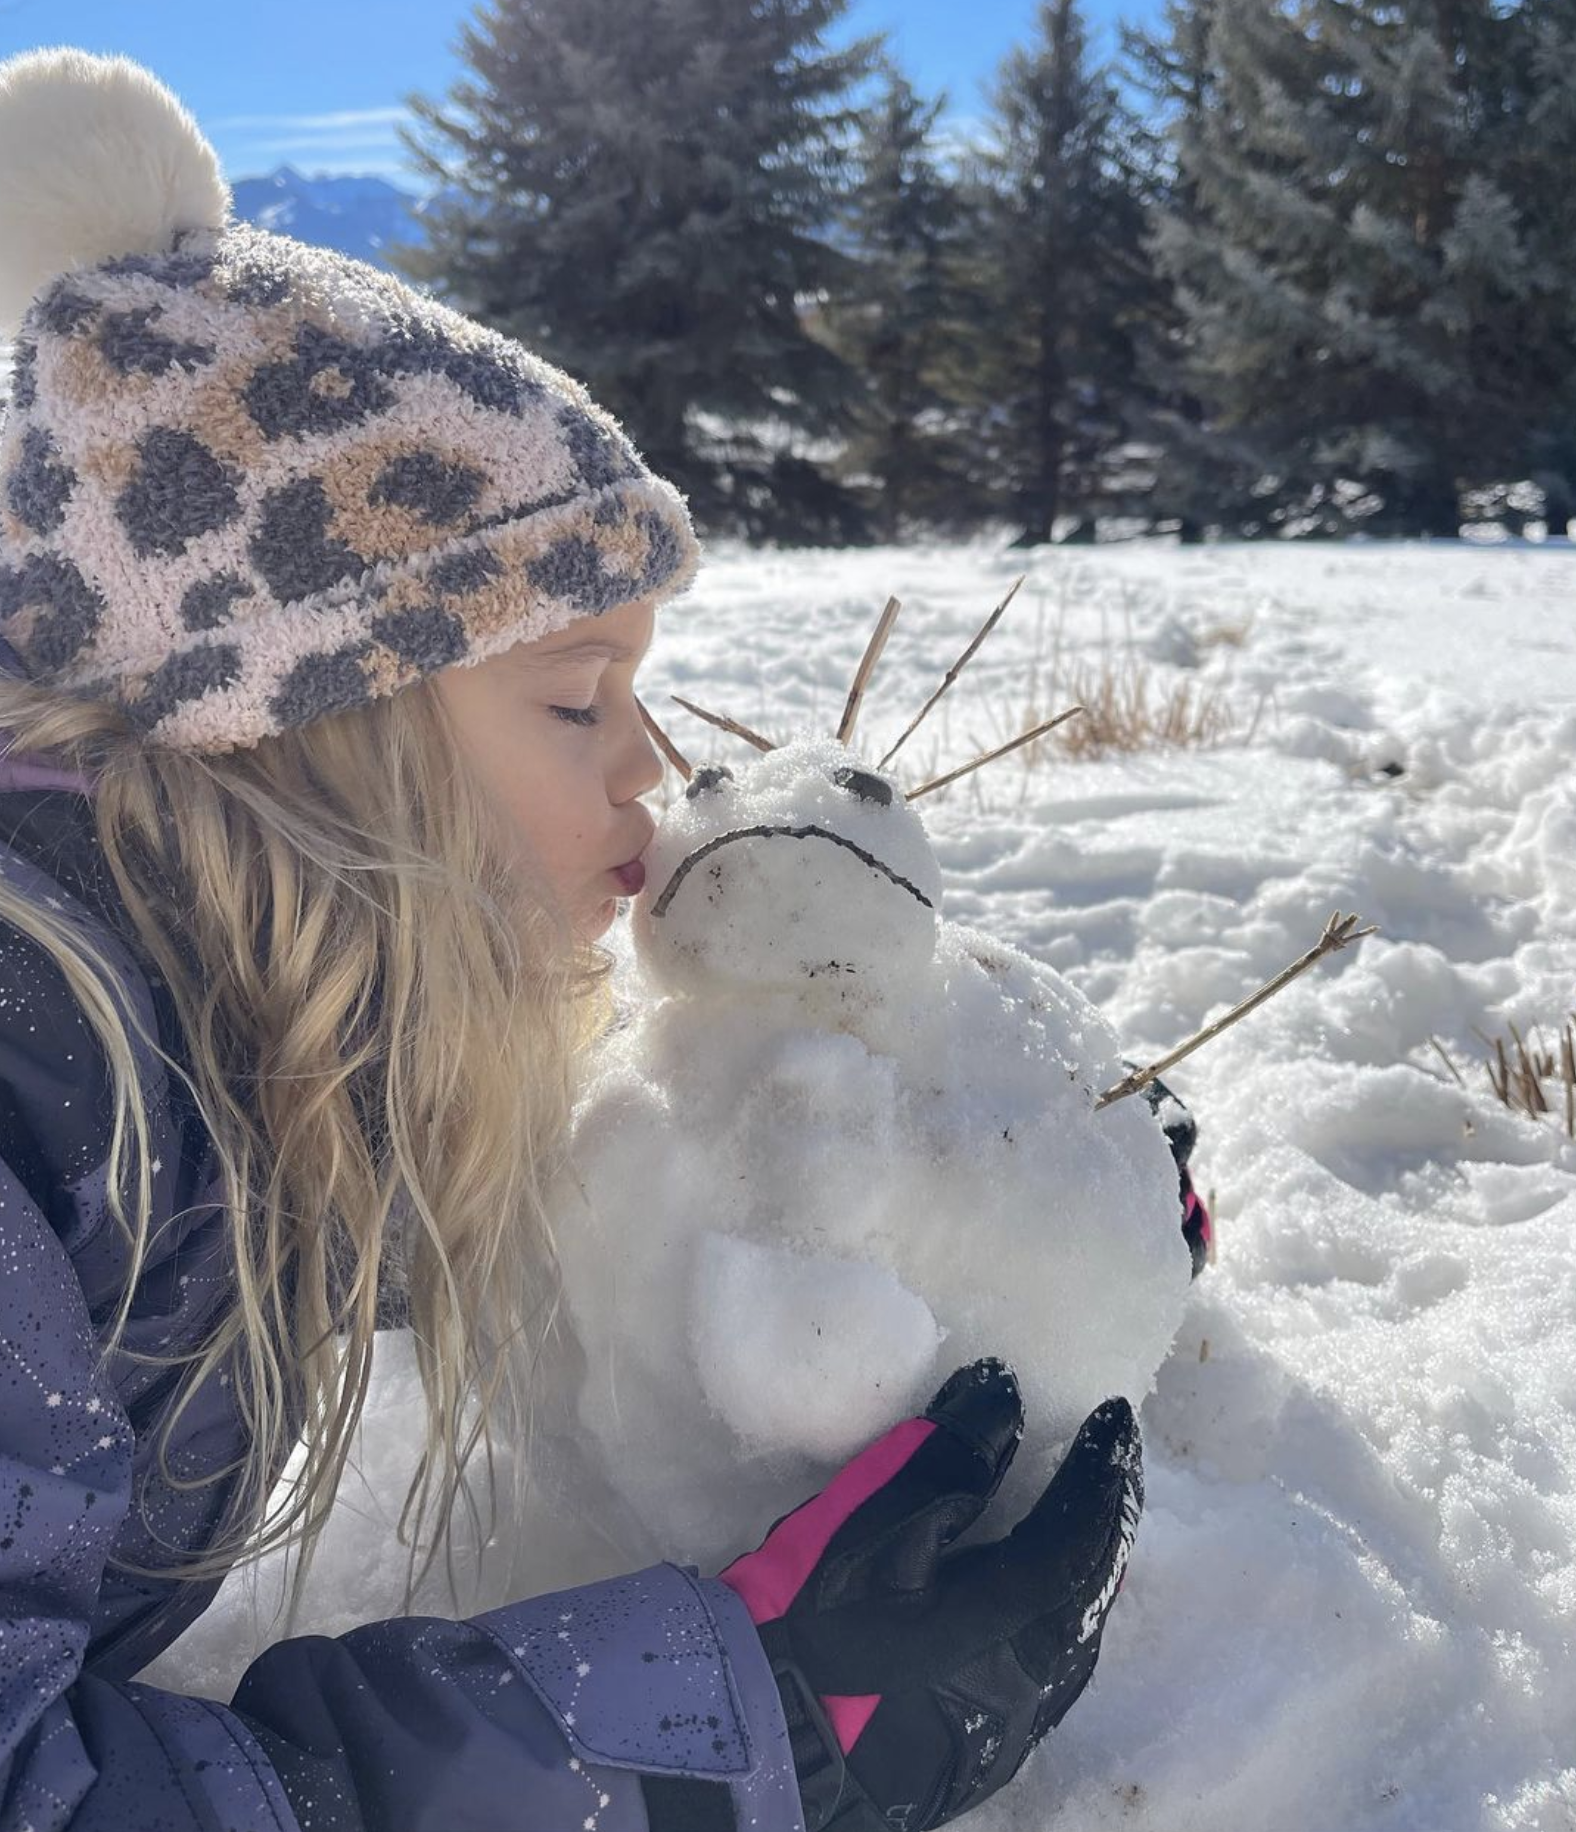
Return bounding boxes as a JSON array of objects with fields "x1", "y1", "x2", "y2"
[
  {"x1": 1534, "y1": 471, "x2": 1575, "y2": 539},
  {"x1": 1372, "y1": 467, "x2": 1461, "y2": 538}
]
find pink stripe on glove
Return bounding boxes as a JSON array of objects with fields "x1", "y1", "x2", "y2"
[{"x1": 719, "y1": 1416, "x2": 936, "y2": 1626}]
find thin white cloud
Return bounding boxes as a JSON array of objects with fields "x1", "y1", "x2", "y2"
[
  {"x1": 221, "y1": 128, "x2": 413, "y2": 154},
  {"x1": 208, "y1": 107, "x2": 411, "y2": 132},
  {"x1": 209, "y1": 106, "x2": 424, "y2": 182},
  {"x1": 936, "y1": 110, "x2": 986, "y2": 145},
  {"x1": 226, "y1": 141, "x2": 409, "y2": 162}
]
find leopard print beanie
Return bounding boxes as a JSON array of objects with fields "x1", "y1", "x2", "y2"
[{"x1": 0, "y1": 49, "x2": 701, "y2": 754}]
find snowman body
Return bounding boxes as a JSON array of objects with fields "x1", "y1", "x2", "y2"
[{"x1": 542, "y1": 734, "x2": 1192, "y2": 1579}]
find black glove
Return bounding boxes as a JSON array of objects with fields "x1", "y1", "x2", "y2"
[
  {"x1": 1133, "y1": 1066, "x2": 1213, "y2": 1278},
  {"x1": 718, "y1": 1359, "x2": 1143, "y2": 1830}
]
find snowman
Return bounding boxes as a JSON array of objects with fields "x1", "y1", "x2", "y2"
[{"x1": 539, "y1": 721, "x2": 1195, "y2": 1584}]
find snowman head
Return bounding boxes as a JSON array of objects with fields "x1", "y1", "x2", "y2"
[{"x1": 631, "y1": 733, "x2": 943, "y2": 1002}]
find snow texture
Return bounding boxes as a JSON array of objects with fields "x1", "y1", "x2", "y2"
[
  {"x1": 146, "y1": 537, "x2": 1576, "y2": 1831},
  {"x1": 545, "y1": 730, "x2": 1190, "y2": 1575}
]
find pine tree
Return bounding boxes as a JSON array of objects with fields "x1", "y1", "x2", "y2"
[
  {"x1": 1120, "y1": 0, "x2": 1274, "y2": 539},
  {"x1": 1504, "y1": 0, "x2": 1576, "y2": 536},
  {"x1": 957, "y1": 0, "x2": 1170, "y2": 547},
  {"x1": 1141, "y1": 0, "x2": 1567, "y2": 538},
  {"x1": 390, "y1": 0, "x2": 885, "y2": 543},
  {"x1": 813, "y1": 65, "x2": 989, "y2": 540}
]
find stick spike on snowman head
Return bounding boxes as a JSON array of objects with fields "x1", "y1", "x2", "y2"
[
  {"x1": 669, "y1": 694, "x2": 777, "y2": 755},
  {"x1": 878, "y1": 577, "x2": 1028, "y2": 771},
  {"x1": 636, "y1": 696, "x2": 694, "y2": 781},
  {"x1": 905, "y1": 703, "x2": 1087, "y2": 801},
  {"x1": 836, "y1": 596, "x2": 903, "y2": 746}
]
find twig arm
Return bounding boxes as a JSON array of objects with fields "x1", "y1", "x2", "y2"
[{"x1": 1096, "y1": 911, "x2": 1379, "y2": 1110}]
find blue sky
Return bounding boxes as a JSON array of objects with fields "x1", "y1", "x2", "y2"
[{"x1": 0, "y1": 0, "x2": 1164, "y2": 186}]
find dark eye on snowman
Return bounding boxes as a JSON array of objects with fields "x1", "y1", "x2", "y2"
[
  {"x1": 832, "y1": 766, "x2": 893, "y2": 807},
  {"x1": 685, "y1": 764, "x2": 736, "y2": 800}
]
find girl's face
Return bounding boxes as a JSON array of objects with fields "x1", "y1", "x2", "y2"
[{"x1": 431, "y1": 596, "x2": 663, "y2": 941}]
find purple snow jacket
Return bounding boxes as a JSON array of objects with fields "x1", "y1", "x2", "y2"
[{"x1": 0, "y1": 745, "x2": 803, "y2": 1832}]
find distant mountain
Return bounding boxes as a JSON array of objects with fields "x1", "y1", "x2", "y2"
[{"x1": 229, "y1": 166, "x2": 437, "y2": 271}]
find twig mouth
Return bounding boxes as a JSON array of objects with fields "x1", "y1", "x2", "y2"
[{"x1": 648, "y1": 823, "x2": 937, "y2": 920}]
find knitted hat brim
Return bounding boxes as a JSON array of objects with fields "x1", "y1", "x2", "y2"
[{"x1": 53, "y1": 472, "x2": 700, "y2": 754}]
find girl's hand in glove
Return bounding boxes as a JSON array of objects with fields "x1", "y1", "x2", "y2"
[{"x1": 718, "y1": 1358, "x2": 1142, "y2": 1831}]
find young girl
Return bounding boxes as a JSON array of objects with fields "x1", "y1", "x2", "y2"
[{"x1": 0, "y1": 48, "x2": 1166, "y2": 1832}]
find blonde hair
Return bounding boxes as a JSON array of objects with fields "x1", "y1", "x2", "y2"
[{"x1": 0, "y1": 666, "x2": 617, "y2": 1618}]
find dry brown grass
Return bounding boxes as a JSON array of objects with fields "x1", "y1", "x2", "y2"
[
  {"x1": 1196, "y1": 613, "x2": 1256, "y2": 650},
  {"x1": 1432, "y1": 1019, "x2": 1576, "y2": 1138},
  {"x1": 975, "y1": 612, "x2": 1264, "y2": 778},
  {"x1": 1051, "y1": 651, "x2": 1242, "y2": 760}
]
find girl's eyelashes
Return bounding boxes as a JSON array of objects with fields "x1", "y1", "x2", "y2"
[{"x1": 548, "y1": 660, "x2": 643, "y2": 728}]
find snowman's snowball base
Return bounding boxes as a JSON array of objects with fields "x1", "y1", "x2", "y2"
[{"x1": 551, "y1": 918, "x2": 1193, "y2": 1577}]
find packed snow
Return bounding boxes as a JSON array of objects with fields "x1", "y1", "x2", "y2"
[
  {"x1": 145, "y1": 535, "x2": 1576, "y2": 1831},
  {"x1": 546, "y1": 728, "x2": 1191, "y2": 1578}
]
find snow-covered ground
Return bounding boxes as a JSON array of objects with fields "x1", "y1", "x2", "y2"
[{"x1": 148, "y1": 536, "x2": 1576, "y2": 1831}]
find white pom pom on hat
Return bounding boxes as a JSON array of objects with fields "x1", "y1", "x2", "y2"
[{"x1": 0, "y1": 46, "x2": 231, "y2": 341}]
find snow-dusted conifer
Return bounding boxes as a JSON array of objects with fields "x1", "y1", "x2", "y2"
[
  {"x1": 1118, "y1": 0, "x2": 1271, "y2": 540},
  {"x1": 956, "y1": 0, "x2": 1167, "y2": 547},
  {"x1": 1513, "y1": 0, "x2": 1576, "y2": 536},
  {"x1": 814, "y1": 65, "x2": 988, "y2": 540},
  {"x1": 390, "y1": 0, "x2": 883, "y2": 543},
  {"x1": 1137, "y1": 0, "x2": 1567, "y2": 537}
]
